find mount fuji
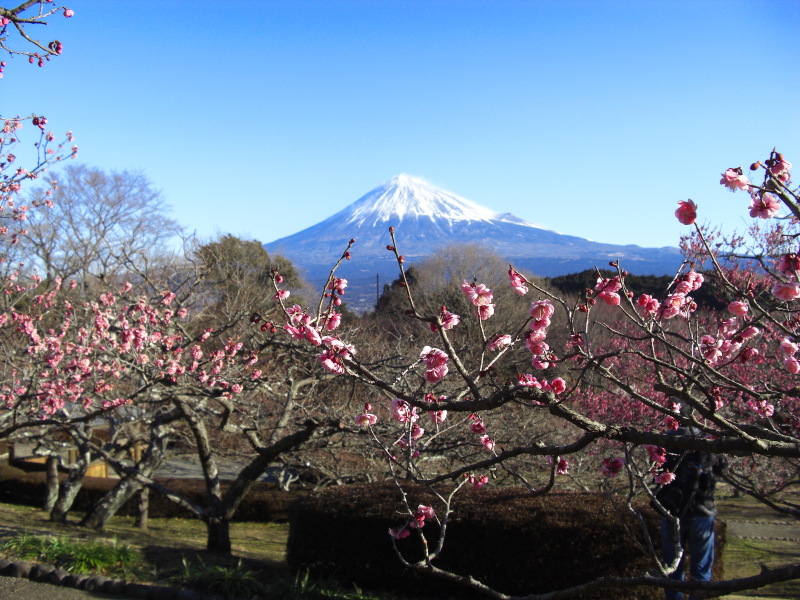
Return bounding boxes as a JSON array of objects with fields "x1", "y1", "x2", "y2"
[{"x1": 264, "y1": 175, "x2": 682, "y2": 311}]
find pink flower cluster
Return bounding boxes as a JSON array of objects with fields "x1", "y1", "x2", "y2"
[
  {"x1": 390, "y1": 398, "x2": 419, "y2": 423},
  {"x1": 525, "y1": 299, "x2": 556, "y2": 369},
  {"x1": 746, "y1": 398, "x2": 775, "y2": 418},
  {"x1": 642, "y1": 444, "x2": 667, "y2": 465},
  {"x1": 780, "y1": 338, "x2": 800, "y2": 374},
  {"x1": 508, "y1": 268, "x2": 528, "y2": 295},
  {"x1": 601, "y1": 456, "x2": 624, "y2": 477},
  {"x1": 461, "y1": 280, "x2": 494, "y2": 320},
  {"x1": 639, "y1": 270, "x2": 703, "y2": 320},
  {"x1": 595, "y1": 275, "x2": 622, "y2": 306},
  {"x1": 424, "y1": 393, "x2": 448, "y2": 424},
  {"x1": 766, "y1": 152, "x2": 792, "y2": 183},
  {"x1": 516, "y1": 373, "x2": 566, "y2": 395},
  {"x1": 420, "y1": 346, "x2": 448, "y2": 383},
  {"x1": 388, "y1": 505, "x2": 436, "y2": 539},
  {"x1": 698, "y1": 317, "x2": 760, "y2": 366}
]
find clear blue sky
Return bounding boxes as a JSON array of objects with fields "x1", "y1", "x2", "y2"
[{"x1": 3, "y1": 0, "x2": 799, "y2": 250}]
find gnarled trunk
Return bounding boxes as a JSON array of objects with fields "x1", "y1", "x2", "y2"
[
  {"x1": 43, "y1": 455, "x2": 59, "y2": 512},
  {"x1": 80, "y1": 425, "x2": 168, "y2": 530},
  {"x1": 205, "y1": 517, "x2": 232, "y2": 554},
  {"x1": 50, "y1": 446, "x2": 90, "y2": 523}
]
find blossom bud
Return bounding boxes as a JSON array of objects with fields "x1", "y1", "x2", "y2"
[
  {"x1": 750, "y1": 162, "x2": 761, "y2": 171},
  {"x1": 398, "y1": 255, "x2": 405, "y2": 263},
  {"x1": 344, "y1": 252, "x2": 351, "y2": 260},
  {"x1": 386, "y1": 245, "x2": 395, "y2": 251},
  {"x1": 388, "y1": 227, "x2": 394, "y2": 233},
  {"x1": 349, "y1": 238, "x2": 355, "y2": 244}
]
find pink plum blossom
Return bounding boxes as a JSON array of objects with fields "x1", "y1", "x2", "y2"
[
  {"x1": 778, "y1": 254, "x2": 800, "y2": 276},
  {"x1": 517, "y1": 374, "x2": 541, "y2": 388},
  {"x1": 487, "y1": 334, "x2": 512, "y2": 351},
  {"x1": 746, "y1": 399, "x2": 775, "y2": 418},
  {"x1": 475, "y1": 303, "x2": 495, "y2": 320},
  {"x1": 355, "y1": 413, "x2": 377, "y2": 426},
  {"x1": 388, "y1": 526, "x2": 410, "y2": 539},
  {"x1": 643, "y1": 444, "x2": 667, "y2": 465},
  {"x1": 548, "y1": 455, "x2": 569, "y2": 475},
  {"x1": 529, "y1": 299, "x2": 555, "y2": 322},
  {"x1": 655, "y1": 471, "x2": 676, "y2": 485},
  {"x1": 601, "y1": 457, "x2": 624, "y2": 478},
  {"x1": 440, "y1": 309, "x2": 460, "y2": 330},
  {"x1": 739, "y1": 326, "x2": 760, "y2": 340},
  {"x1": 720, "y1": 168, "x2": 750, "y2": 191},
  {"x1": 785, "y1": 356, "x2": 800, "y2": 374},
  {"x1": 390, "y1": 398, "x2": 419, "y2": 423},
  {"x1": 769, "y1": 156, "x2": 792, "y2": 181},
  {"x1": 480, "y1": 435, "x2": 495, "y2": 451},
  {"x1": 728, "y1": 301, "x2": 749, "y2": 317},
  {"x1": 469, "y1": 415, "x2": 487, "y2": 434},
  {"x1": 468, "y1": 474, "x2": 489, "y2": 488},
  {"x1": 637, "y1": 294, "x2": 660, "y2": 316},
  {"x1": 461, "y1": 280, "x2": 494, "y2": 306},
  {"x1": 772, "y1": 282, "x2": 800, "y2": 301},
  {"x1": 781, "y1": 338, "x2": 799, "y2": 356},
  {"x1": 675, "y1": 199, "x2": 697, "y2": 225},
  {"x1": 420, "y1": 346, "x2": 449, "y2": 383},
  {"x1": 749, "y1": 193, "x2": 781, "y2": 219},
  {"x1": 508, "y1": 268, "x2": 528, "y2": 295}
]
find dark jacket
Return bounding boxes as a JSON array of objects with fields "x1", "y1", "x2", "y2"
[{"x1": 661, "y1": 427, "x2": 728, "y2": 518}]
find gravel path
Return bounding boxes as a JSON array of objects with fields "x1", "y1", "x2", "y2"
[
  {"x1": 726, "y1": 519, "x2": 800, "y2": 541},
  {"x1": 0, "y1": 575, "x2": 129, "y2": 600}
]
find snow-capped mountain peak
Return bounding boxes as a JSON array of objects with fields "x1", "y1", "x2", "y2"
[{"x1": 343, "y1": 174, "x2": 498, "y2": 227}]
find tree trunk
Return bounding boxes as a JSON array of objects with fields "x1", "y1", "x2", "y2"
[
  {"x1": 50, "y1": 448, "x2": 90, "y2": 523},
  {"x1": 43, "y1": 455, "x2": 59, "y2": 512},
  {"x1": 205, "y1": 517, "x2": 232, "y2": 554},
  {"x1": 80, "y1": 476, "x2": 140, "y2": 530},
  {"x1": 135, "y1": 487, "x2": 149, "y2": 530},
  {"x1": 80, "y1": 422, "x2": 168, "y2": 530}
]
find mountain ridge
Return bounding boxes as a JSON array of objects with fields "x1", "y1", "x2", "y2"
[{"x1": 264, "y1": 175, "x2": 682, "y2": 311}]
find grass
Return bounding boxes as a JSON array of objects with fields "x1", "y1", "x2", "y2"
[
  {"x1": 0, "y1": 492, "x2": 797, "y2": 599},
  {"x1": 0, "y1": 500, "x2": 393, "y2": 599},
  {"x1": 716, "y1": 488, "x2": 800, "y2": 599}
]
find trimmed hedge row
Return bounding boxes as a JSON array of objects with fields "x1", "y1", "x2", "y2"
[
  {"x1": 0, "y1": 464, "x2": 301, "y2": 522},
  {"x1": 287, "y1": 482, "x2": 727, "y2": 600}
]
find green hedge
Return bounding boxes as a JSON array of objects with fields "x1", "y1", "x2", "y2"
[
  {"x1": 0, "y1": 464, "x2": 301, "y2": 522},
  {"x1": 287, "y1": 482, "x2": 726, "y2": 600}
]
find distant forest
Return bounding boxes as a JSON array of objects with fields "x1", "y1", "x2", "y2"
[{"x1": 547, "y1": 269, "x2": 727, "y2": 310}]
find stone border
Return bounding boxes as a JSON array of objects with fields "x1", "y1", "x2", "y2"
[{"x1": 0, "y1": 557, "x2": 237, "y2": 600}]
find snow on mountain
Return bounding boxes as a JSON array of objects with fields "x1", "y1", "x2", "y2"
[
  {"x1": 264, "y1": 175, "x2": 683, "y2": 311},
  {"x1": 343, "y1": 174, "x2": 498, "y2": 226}
]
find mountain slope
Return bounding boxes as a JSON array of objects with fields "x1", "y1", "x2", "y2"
[{"x1": 264, "y1": 175, "x2": 682, "y2": 311}]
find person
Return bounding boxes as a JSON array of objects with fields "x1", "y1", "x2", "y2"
[{"x1": 655, "y1": 419, "x2": 727, "y2": 600}]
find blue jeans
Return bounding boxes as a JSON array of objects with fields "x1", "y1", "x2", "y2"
[{"x1": 660, "y1": 515, "x2": 715, "y2": 600}]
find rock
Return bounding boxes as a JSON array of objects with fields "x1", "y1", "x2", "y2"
[
  {"x1": 9, "y1": 561, "x2": 31, "y2": 579},
  {"x1": 125, "y1": 581, "x2": 155, "y2": 598},
  {"x1": 175, "y1": 589, "x2": 203, "y2": 600},
  {"x1": 28, "y1": 563, "x2": 55, "y2": 581},
  {"x1": 47, "y1": 566, "x2": 70, "y2": 585},
  {"x1": 0, "y1": 558, "x2": 13, "y2": 575},
  {"x1": 101, "y1": 578, "x2": 126, "y2": 595}
]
